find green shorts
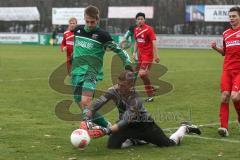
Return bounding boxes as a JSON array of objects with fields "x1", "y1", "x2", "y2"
[{"x1": 71, "y1": 75, "x2": 97, "y2": 103}]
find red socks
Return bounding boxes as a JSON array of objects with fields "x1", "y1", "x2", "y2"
[
  {"x1": 233, "y1": 101, "x2": 240, "y2": 123},
  {"x1": 219, "y1": 103, "x2": 229, "y2": 129}
]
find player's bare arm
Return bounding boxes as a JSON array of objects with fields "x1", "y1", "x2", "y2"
[
  {"x1": 133, "y1": 42, "x2": 138, "y2": 60},
  {"x1": 120, "y1": 37, "x2": 127, "y2": 49},
  {"x1": 61, "y1": 46, "x2": 67, "y2": 52},
  {"x1": 153, "y1": 40, "x2": 160, "y2": 63},
  {"x1": 211, "y1": 41, "x2": 225, "y2": 56}
]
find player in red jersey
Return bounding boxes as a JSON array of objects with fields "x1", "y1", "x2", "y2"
[
  {"x1": 133, "y1": 12, "x2": 160, "y2": 102},
  {"x1": 61, "y1": 17, "x2": 77, "y2": 75},
  {"x1": 211, "y1": 6, "x2": 240, "y2": 137}
]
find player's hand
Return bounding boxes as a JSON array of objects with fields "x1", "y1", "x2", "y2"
[
  {"x1": 99, "y1": 126, "x2": 112, "y2": 135},
  {"x1": 155, "y1": 56, "x2": 160, "y2": 63},
  {"x1": 86, "y1": 126, "x2": 111, "y2": 139},
  {"x1": 210, "y1": 41, "x2": 217, "y2": 49},
  {"x1": 120, "y1": 41, "x2": 126, "y2": 49},
  {"x1": 79, "y1": 120, "x2": 94, "y2": 130},
  {"x1": 86, "y1": 120, "x2": 95, "y2": 129},
  {"x1": 90, "y1": 125, "x2": 112, "y2": 135},
  {"x1": 62, "y1": 46, "x2": 67, "y2": 52}
]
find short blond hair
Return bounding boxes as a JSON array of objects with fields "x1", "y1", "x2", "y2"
[{"x1": 69, "y1": 17, "x2": 77, "y2": 24}]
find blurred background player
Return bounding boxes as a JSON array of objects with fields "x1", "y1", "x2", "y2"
[
  {"x1": 133, "y1": 12, "x2": 160, "y2": 102},
  {"x1": 60, "y1": 17, "x2": 77, "y2": 76},
  {"x1": 120, "y1": 25, "x2": 136, "y2": 54},
  {"x1": 120, "y1": 25, "x2": 139, "y2": 78},
  {"x1": 51, "y1": 25, "x2": 58, "y2": 46},
  {"x1": 71, "y1": 5, "x2": 132, "y2": 127},
  {"x1": 211, "y1": 6, "x2": 240, "y2": 137},
  {"x1": 83, "y1": 70, "x2": 201, "y2": 149}
]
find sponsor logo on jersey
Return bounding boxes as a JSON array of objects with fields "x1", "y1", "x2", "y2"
[
  {"x1": 137, "y1": 38, "x2": 145, "y2": 43},
  {"x1": 75, "y1": 40, "x2": 94, "y2": 49},
  {"x1": 225, "y1": 40, "x2": 240, "y2": 47},
  {"x1": 66, "y1": 41, "x2": 74, "y2": 45},
  {"x1": 92, "y1": 34, "x2": 98, "y2": 39}
]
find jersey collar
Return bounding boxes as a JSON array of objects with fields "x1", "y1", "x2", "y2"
[
  {"x1": 84, "y1": 25, "x2": 99, "y2": 32},
  {"x1": 137, "y1": 24, "x2": 147, "y2": 30}
]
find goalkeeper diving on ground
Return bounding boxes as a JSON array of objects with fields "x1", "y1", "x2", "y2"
[{"x1": 79, "y1": 70, "x2": 201, "y2": 149}]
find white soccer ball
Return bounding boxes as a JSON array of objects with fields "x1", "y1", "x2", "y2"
[{"x1": 70, "y1": 129, "x2": 91, "y2": 149}]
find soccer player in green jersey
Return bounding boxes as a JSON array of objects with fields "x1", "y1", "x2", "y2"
[
  {"x1": 120, "y1": 25, "x2": 139, "y2": 79},
  {"x1": 71, "y1": 5, "x2": 132, "y2": 127},
  {"x1": 120, "y1": 26, "x2": 136, "y2": 54}
]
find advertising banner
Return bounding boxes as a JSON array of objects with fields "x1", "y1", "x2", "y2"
[
  {"x1": 156, "y1": 35, "x2": 222, "y2": 49},
  {"x1": 0, "y1": 33, "x2": 39, "y2": 44},
  {"x1": 108, "y1": 6, "x2": 153, "y2": 19},
  {"x1": 204, "y1": 5, "x2": 235, "y2": 22},
  {"x1": 52, "y1": 8, "x2": 85, "y2": 25},
  {"x1": 0, "y1": 7, "x2": 40, "y2": 21}
]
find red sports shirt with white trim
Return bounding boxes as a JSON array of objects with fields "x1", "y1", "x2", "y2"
[
  {"x1": 61, "y1": 30, "x2": 74, "y2": 56},
  {"x1": 223, "y1": 26, "x2": 240, "y2": 70},
  {"x1": 134, "y1": 24, "x2": 156, "y2": 62}
]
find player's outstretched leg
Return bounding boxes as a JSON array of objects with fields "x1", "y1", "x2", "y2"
[
  {"x1": 169, "y1": 122, "x2": 201, "y2": 145},
  {"x1": 181, "y1": 121, "x2": 201, "y2": 135}
]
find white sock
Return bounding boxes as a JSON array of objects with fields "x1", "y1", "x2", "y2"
[{"x1": 169, "y1": 126, "x2": 187, "y2": 144}]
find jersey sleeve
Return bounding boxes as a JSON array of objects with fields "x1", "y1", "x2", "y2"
[
  {"x1": 103, "y1": 32, "x2": 131, "y2": 67},
  {"x1": 148, "y1": 27, "x2": 156, "y2": 41},
  {"x1": 91, "y1": 89, "x2": 115, "y2": 115},
  {"x1": 124, "y1": 30, "x2": 131, "y2": 39},
  {"x1": 61, "y1": 34, "x2": 66, "y2": 50}
]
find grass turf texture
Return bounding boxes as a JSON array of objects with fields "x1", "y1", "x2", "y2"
[{"x1": 0, "y1": 44, "x2": 240, "y2": 160}]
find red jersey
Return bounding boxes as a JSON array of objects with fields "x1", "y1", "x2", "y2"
[
  {"x1": 134, "y1": 24, "x2": 156, "y2": 62},
  {"x1": 61, "y1": 30, "x2": 74, "y2": 57},
  {"x1": 223, "y1": 26, "x2": 240, "y2": 70}
]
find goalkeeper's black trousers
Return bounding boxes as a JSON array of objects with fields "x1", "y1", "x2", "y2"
[{"x1": 107, "y1": 121, "x2": 176, "y2": 149}]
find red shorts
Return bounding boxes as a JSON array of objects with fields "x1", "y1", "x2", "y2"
[
  {"x1": 221, "y1": 69, "x2": 240, "y2": 92},
  {"x1": 135, "y1": 61, "x2": 152, "y2": 72}
]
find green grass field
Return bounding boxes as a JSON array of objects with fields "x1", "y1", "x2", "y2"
[{"x1": 0, "y1": 44, "x2": 240, "y2": 160}]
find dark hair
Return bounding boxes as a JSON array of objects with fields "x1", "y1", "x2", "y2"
[
  {"x1": 229, "y1": 6, "x2": 240, "y2": 16},
  {"x1": 135, "y1": 12, "x2": 145, "y2": 19},
  {"x1": 118, "y1": 71, "x2": 135, "y2": 85},
  {"x1": 84, "y1": 5, "x2": 100, "y2": 20}
]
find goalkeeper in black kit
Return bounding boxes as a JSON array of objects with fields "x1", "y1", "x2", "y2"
[{"x1": 81, "y1": 71, "x2": 201, "y2": 149}]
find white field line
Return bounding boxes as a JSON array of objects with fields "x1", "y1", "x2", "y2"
[
  {"x1": 163, "y1": 121, "x2": 237, "y2": 132},
  {"x1": 185, "y1": 135, "x2": 240, "y2": 144},
  {"x1": 163, "y1": 121, "x2": 240, "y2": 144},
  {"x1": 0, "y1": 77, "x2": 48, "y2": 82},
  {"x1": 167, "y1": 68, "x2": 221, "y2": 73}
]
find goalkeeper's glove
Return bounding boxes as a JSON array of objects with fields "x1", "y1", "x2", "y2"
[
  {"x1": 79, "y1": 120, "x2": 94, "y2": 130},
  {"x1": 99, "y1": 126, "x2": 112, "y2": 135},
  {"x1": 87, "y1": 126, "x2": 112, "y2": 139}
]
